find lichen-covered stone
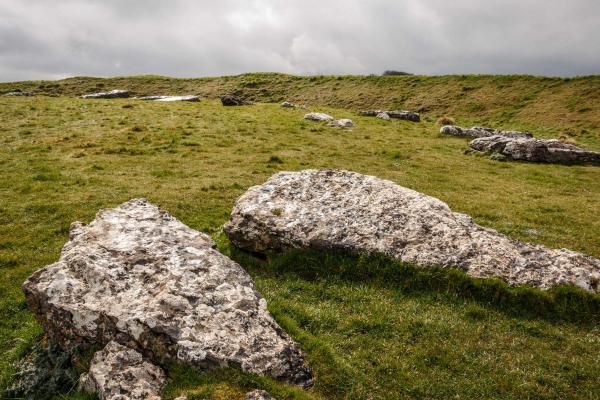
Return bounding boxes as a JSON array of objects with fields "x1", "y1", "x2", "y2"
[
  {"x1": 81, "y1": 90, "x2": 129, "y2": 99},
  {"x1": 79, "y1": 341, "x2": 166, "y2": 400},
  {"x1": 441, "y1": 125, "x2": 533, "y2": 139},
  {"x1": 23, "y1": 199, "x2": 312, "y2": 387},
  {"x1": 327, "y1": 119, "x2": 354, "y2": 127},
  {"x1": 304, "y1": 112, "x2": 333, "y2": 121},
  {"x1": 224, "y1": 170, "x2": 600, "y2": 292},
  {"x1": 245, "y1": 389, "x2": 276, "y2": 400},
  {"x1": 469, "y1": 135, "x2": 600, "y2": 164},
  {"x1": 281, "y1": 101, "x2": 295, "y2": 108}
]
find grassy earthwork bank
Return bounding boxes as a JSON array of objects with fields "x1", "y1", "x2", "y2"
[{"x1": 1, "y1": 74, "x2": 600, "y2": 399}]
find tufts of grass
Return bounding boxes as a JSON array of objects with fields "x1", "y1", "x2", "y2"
[{"x1": 436, "y1": 116, "x2": 456, "y2": 126}]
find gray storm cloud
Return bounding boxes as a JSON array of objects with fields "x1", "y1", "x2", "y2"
[{"x1": 0, "y1": 0, "x2": 599, "y2": 81}]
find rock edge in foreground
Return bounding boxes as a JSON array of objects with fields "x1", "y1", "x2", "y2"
[{"x1": 23, "y1": 199, "x2": 312, "y2": 387}]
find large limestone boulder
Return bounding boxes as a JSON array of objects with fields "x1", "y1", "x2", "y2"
[
  {"x1": 224, "y1": 170, "x2": 600, "y2": 292},
  {"x1": 79, "y1": 341, "x2": 166, "y2": 400},
  {"x1": 304, "y1": 112, "x2": 334, "y2": 121},
  {"x1": 441, "y1": 125, "x2": 533, "y2": 139},
  {"x1": 23, "y1": 199, "x2": 312, "y2": 387},
  {"x1": 246, "y1": 389, "x2": 276, "y2": 400},
  {"x1": 81, "y1": 90, "x2": 129, "y2": 99},
  {"x1": 469, "y1": 135, "x2": 600, "y2": 164}
]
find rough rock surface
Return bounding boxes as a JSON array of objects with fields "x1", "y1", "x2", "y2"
[
  {"x1": 221, "y1": 94, "x2": 251, "y2": 106},
  {"x1": 23, "y1": 199, "x2": 312, "y2": 387},
  {"x1": 224, "y1": 170, "x2": 600, "y2": 292},
  {"x1": 327, "y1": 119, "x2": 354, "y2": 128},
  {"x1": 376, "y1": 112, "x2": 390, "y2": 120},
  {"x1": 5, "y1": 91, "x2": 35, "y2": 96},
  {"x1": 469, "y1": 135, "x2": 600, "y2": 164},
  {"x1": 246, "y1": 389, "x2": 276, "y2": 400},
  {"x1": 304, "y1": 112, "x2": 333, "y2": 121},
  {"x1": 81, "y1": 90, "x2": 130, "y2": 99},
  {"x1": 281, "y1": 101, "x2": 295, "y2": 108},
  {"x1": 359, "y1": 110, "x2": 420, "y2": 122},
  {"x1": 137, "y1": 95, "x2": 199, "y2": 102},
  {"x1": 441, "y1": 125, "x2": 533, "y2": 139},
  {"x1": 79, "y1": 341, "x2": 166, "y2": 400}
]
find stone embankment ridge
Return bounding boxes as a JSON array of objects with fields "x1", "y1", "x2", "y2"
[
  {"x1": 23, "y1": 199, "x2": 313, "y2": 390},
  {"x1": 469, "y1": 135, "x2": 600, "y2": 164},
  {"x1": 224, "y1": 169, "x2": 600, "y2": 292}
]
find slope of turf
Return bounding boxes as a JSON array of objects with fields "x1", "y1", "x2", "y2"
[
  {"x1": 0, "y1": 89, "x2": 599, "y2": 399},
  {"x1": 2, "y1": 73, "x2": 600, "y2": 136}
]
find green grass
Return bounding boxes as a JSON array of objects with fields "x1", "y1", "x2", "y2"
[{"x1": 0, "y1": 87, "x2": 599, "y2": 399}]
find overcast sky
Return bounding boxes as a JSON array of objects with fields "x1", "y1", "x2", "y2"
[{"x1": 1, "y1": 0, "x2": 599, "y2": 82}]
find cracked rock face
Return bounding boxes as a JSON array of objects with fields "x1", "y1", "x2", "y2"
[
  {"x1": 304, "y1": 112, "x2": 333, "y2": 121},
  {"x1": 224, "y1": 170, "x2": 600, "y2": 292},
  {"x1": 80, "y1": 341, "x2": 166, "y2": 400},
  {"x1": 23, "y1": 199, "x2": 312, "y2": 387},
  {"x1": 469, "y1": 135, "x2": 600, "y2": 164},
  {"x1": 441, "y1": 125, "x2": 533, "y2": 139},
  {"x1": 81, "y1": 90, "x2": 130, "y2": 99}
]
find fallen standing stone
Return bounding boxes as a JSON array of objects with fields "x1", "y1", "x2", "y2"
[
  {"x1": 441, "y1": 125, "x2": 533, "y2": 139},
  {"x1": 23, "y1": 199, "x2": 313, "y2": 387},
  {"x1": 221, "y1": 94, "x2": 252, "y2": 106},
  {"x1": 79, "y1": 341, "x2": 166, "y2": 400},
  {"x1": 224, "y1": 169, "x2": 600, "y2": 291},
  {"x1": 4, "y1": 91, "x2": 35, "y2": 96},
  {"x1": 137, "y1": 95, "x2": 199, "y2": 102},
  {"x1": 304, "y1": 112, "x2": 334, "y2": 121},
  {"x1": 81, "y1": 90, "x2": 129, "y2": 99},
  {"x1": 360, "y1": 110, "x2": 420, "y2": 122},
  {"x1": 469, "y1": 135, "x2": 600, "y2": 164},
  {"x1": 327, "y1": 119, "x2": 354, "y2": 128}
]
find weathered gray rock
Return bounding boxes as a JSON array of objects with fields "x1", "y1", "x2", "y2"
[
  {"x1": 81, "y1": 90, "x2": 129, "y2": 99},
  {"x1": 441, "y1": 125, "x2": 533, "y2": 139},
  {"x1": 224, "y1": 170, "x2": 600, "y2": 292},
  {"x1": 387, "y1": 110, "x2": 420, "y2": 122},
  {"x1": 23, "y1": 199, "x2": 312, "y2": 387},
  {"x1": 137, "y1": 95, "x2": 199, "y2": 102},
  {"x1": 469, "y1": 135, "x2": 600, "y2": 164},
  {"x1": 360, "y1": 110, "x2": 420, "y2": 122},
  {"x1": 221, "y1": 95, "x2": 251, "y2": 106},
  {"x1": 246, "y1": 389, "x2": 276, "y2": 400},
  {"x1": 4, "y1": 91, "x2": 35, "y2": 96},
  {"x1": 79, "y1": 341, "x2": 166, "y2": 400},
  {"x1": 281, "y1": 101, "x2": 295, "y2": 108},
  {"x1": 327, "y1": 119, "x2": 354, "y2": 128},
  {"x1": 304, "y1": 112, "x2": 333, "y2": 121}
]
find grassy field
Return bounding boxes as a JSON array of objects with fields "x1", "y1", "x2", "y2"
[{"x1": 1, "y1": 76, "x2": 600, "y2": 399}]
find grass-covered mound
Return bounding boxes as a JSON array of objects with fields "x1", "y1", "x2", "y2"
[{"x1": 0, "y1": 88, "x2": 599, "y2": 399}]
